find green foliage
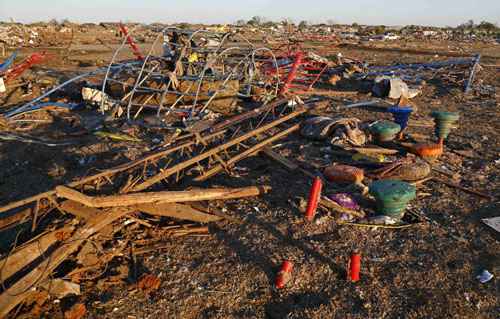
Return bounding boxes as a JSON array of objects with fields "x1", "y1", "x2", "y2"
[
  {"x1": 248, "y1": 16, "x2": 263, "y2": 26},
  {"x1": 477, "y1": 21, "x2": 498, "y2": 31},
  {"x1": 374, "y1": 25, "x2": 386, "y2": 34}
]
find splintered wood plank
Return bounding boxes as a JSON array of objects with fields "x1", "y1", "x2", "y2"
[
  {"x1": 55, "y1": 185, "x2": 271, "y2": 208},
  {"x1": 60, "y1": 200, "x2": 100, "y2": 221},
  {"x1": 137, "y1": 203, "x2": 222, "y2": 223},
  {"x1": 0, "y1": 225, "x2": 74, "y2": 281},
  {"x1": 0, "y1": 207, "x2": 133, "y2": 318}
]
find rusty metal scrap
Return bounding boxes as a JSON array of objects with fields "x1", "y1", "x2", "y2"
[{"x1": 100, "y1": 27, "x2": 282, "y2": 120}]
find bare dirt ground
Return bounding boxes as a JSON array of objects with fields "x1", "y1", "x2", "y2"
[{"x1": 1, "y1": 37, "x2": 499, "y2": 319}]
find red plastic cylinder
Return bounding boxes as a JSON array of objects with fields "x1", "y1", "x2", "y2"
[
  {"x1": 349, "y1": 253, "x2": 361, "y2": 282},
  {"x1": 275, "y1": 260, "x2": 293, "y2": 289},
  {"x1": 305, "y1": 177, "x2": 322, "y2": 221}
]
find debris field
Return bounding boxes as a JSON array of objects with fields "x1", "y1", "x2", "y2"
[{"x1": 0, "y1": 22, "x2": 499, "y2": 319}]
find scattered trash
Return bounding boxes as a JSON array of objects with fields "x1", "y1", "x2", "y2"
[
  {"x1": 388, "y1": 106, "x2": 413, "y2": 137},
  {"x1": 64, "y1": 303, "x2": 87, "y2": 319},
  {"x1": 371, "y1": 157, "x2": 431, "y2": 181},
  {"x1": 481, "y1": 217, "x2": 500, "y2": 233},
  {"x1": 301, "y1": 116, "x2": 366, "y2": 146},
  {"x1": 476, "y1": 270, "x2": 494, "y2": 283},
  {"x1": 372, "y1": 76, "x2": 421, "y2": 99},
  {"x1": 328, "y1": 193, "x2": 360, "y2": 211},
  {"x1": 369, "y1": 120, "x2": 401, "y2": 142},
  {"x1": 430, "y1": 111, "x2": 460, "y2": 143},
  {"x1": 369, "y1": 215, "x2": 399, "y2": 225},
  {"x1": 0, "y1": 77, "x2": 5, "y2": 93},
  {"x1": 409, "y1": 142, "x2": 443, "y2": 161},
  {"x1": 301, "y1": 116, "x2": 340, "y2": 140},
  {"x1": 137, "y1": 274, "x2": 161, "y2": 294},
  {"x1": 94, "y1": 131, "x2": 142, "y2": 142},
  {"x1": 0, "y1": 18, "x2": 496, "y2": 319},
  {"x1": 82, "y1": 87, "x2": 114, "y2": 110},
  {"x1": 369, "y1": 180, "x2": 416, "y2": 220},
  {"x1": 324, "y1": 164, "x2": 364, "y2": 184},
  {"x1": 352, "y1": 153, "x2": 386, "y2": 163}
]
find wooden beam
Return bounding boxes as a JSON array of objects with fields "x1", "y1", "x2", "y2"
[
  {"x1": 60, "y1": 200, "x2": 99, "y2": 221},
  {"x1": 131, "y1": 108, "x2": 306, "y2": 191},
  {"x1": 0, "y1": 130, "x2": 227, "y2": 216},
  {"x1": 195, "y1": 124, "x2": 300, "y2": 181},
  {"x1": 0, "y1": 225, "x2": 74, "y2": 281},
  {"x1": 55, "y1": 185, "x2": 271, "y2": 208},
  {"x1": 137, "y1": 203, "x2": 222, "y2": 223}
]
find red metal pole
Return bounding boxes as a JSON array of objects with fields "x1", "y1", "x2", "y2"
[
  {"x1": 279, "y1": 52, "x2": 303, "y2": 95},
  {"x1": 119, "y1": 23, "x2": 144, "y2": 61},
  {"x1": 305, "y1": 176, "x2": 322, "y2": 221},
  {"x1": 4, "y1": 52, "x2": 47, "y2": 82}
]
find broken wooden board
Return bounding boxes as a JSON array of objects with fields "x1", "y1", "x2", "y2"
[
  {"x1": 40, "y1": 279, "x2": 80, "y2": 299},
  {"x1": 60, "y1": 200, "x2": 100, "y2": 221},
  {"x1": 0, "y1": 207, "x2": 133, "y2": 318},
  {"x1": 136, "y1": 202, "x2": 222, "y2": 223},
  {"x1": 0, "y1": 225, "x2": 74, "y2": 281}
]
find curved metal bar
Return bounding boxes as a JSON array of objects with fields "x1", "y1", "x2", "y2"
[
  {"x1": 4, "y1": 63, "x2": 135, "y2": 119},
  {"x1": 198, "y1": 47, "x2": 279, "y2": 114},
  {"x1": 250, "y1": 47, "x2": 280, "y2": 98},
  {"x1": 100, "y1": 25, "x2": 142, "y2": 114},
  {"x1": 159, "y1": 28, "x2": 229, "y2": 118},
  {"x1": 125, "y1": 29, "x2": 166, "y2": 119}
]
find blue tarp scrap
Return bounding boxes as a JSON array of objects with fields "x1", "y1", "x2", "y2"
[{"x1": 0, "y1": 51, "x2": 18, "y2": 73}]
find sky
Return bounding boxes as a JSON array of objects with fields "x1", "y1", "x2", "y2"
[{"x1": 0, "y1": 0, "x2": 499, "y2": 27}]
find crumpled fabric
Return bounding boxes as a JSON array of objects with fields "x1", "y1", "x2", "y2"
[
  {"x1": 301, "y1": 116, "x2": 366, "y2": 146},
  {"x1": 329, "y1": 117, "x2": 366, "y2": 146}
]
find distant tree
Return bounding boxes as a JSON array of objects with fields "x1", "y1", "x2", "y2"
[
  {"x1": 235, "y1": 19, "x2": 246, "y2": 26},
  {"x1": 477, "y1": 21, "x2": 498, "y2": 32},
  {"x1": 178, "y1": 22, "x2": 190, "y2": 29},
  {"x1": 374, "y1": 25, "x2": 386, "y2": 34},
  {"x1": 281, "y1": 18, "x2": 294, "y2": 26},
  {"x1": 298, "y1": 20, "x2": 308, "y2": 30},
  {"x1": 248, "y1": 16, "x2": 264, "y2": 26},
  {"x1": 352, "y1": 22, "x2": 359, "y2": 28},
  {"x1": 60, "y1": 18, "x2": 72, "y2": 26},
  {"x1": 458, "y1": 19, "x2": 475, "y2": 29},
  {"x1": 262, "y1": 21, "x2": 275, "y2": 28}
]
